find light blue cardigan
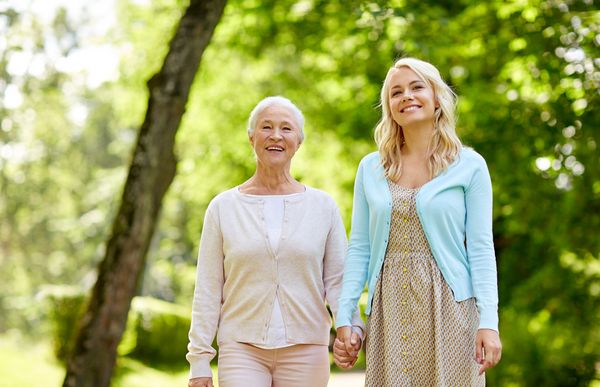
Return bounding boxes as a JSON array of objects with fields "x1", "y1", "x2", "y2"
[{"x1": 335, "y1": 147, "x2": 499, "y2": 331}]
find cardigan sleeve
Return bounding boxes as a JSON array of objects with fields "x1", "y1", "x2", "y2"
[
  {"x1": 186, "y1": 202, "x2": 224, "y2": 378},
  {"x1": 335, "y1": 159, "x2": 371, "y2": 328},
  {"x1": 323, "y1": 204, "x2": 365, "y2": 332},
  {"x1": 465, "y1": 154, "x2": 499, "y2": 331}
]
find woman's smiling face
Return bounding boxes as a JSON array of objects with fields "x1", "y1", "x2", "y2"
[
  {"x1": 250, "y1": 104, "x2": 302, "y2": 168},
  {"x1": 388, "y1": 66, "x2": 438, "y2": 128}
]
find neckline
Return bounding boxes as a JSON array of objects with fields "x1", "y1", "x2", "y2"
[
  {"x1": 240, "y1": 191, "x2": 304, "y2": 198},
  {"x1": 236, "y1": 185, "x2": 307, "y2": 197},
  {"x1": 234, "y1": 186, "x2": 308, "y2": 203},
  {"x1": 388, "y1": 179, "x2": 423, "y2": 191}
]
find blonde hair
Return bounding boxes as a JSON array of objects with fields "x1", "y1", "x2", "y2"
[{"x1": 374, "y1": 57, "x2": 461, "y2": 180}]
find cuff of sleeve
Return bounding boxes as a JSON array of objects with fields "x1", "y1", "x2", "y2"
[
  {"x1": 478, "y1": 307, "x2": 499, "y2": 332},
  {"x1": 335, "y1": 317, "x2": 351, "y2": 329},
  {"x1": 189, "y1": 355, "x2": 213, "y2": 379},
  {"x1": 351, "y1": 325, "x2": 365, "y2": 341},
  {"x1": 335, "y1": 307, "x2": 353, "y2": 329},
  {"x1": 350, "y1": 315, "x2": 365, "y2": 333}
]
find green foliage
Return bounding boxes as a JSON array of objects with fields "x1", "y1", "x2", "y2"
[
  {"x1": 125, "y1": 297, "x2": 191, "y2": 367},
  {"x1": 488, "y1": 305, "x2": 598, "y2": 386},
  {"x1": 1, "y1": 0, "x2": 599, "y2": 384},
  {"x1": 42, "y1": 286, "x2": 88, "y2": 363},
  {"x1": 43, "y1": 289, "x2": 192, "y2": 367}
]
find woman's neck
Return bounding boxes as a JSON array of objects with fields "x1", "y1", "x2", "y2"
[
  {"x1": 401, "y1": 123, "x2": 434, "y2": 157},
  {"x1": 239, "y1": 167, "x2": 304, "y2": 195}
]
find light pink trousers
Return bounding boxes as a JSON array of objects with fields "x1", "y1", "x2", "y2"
[{"x1": 217, "y1": 342, "x2": 330, "y2": 387}]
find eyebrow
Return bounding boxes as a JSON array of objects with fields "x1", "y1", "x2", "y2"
[{"x1": 390, "y1": 80, "x2": 425, "y2": 90}]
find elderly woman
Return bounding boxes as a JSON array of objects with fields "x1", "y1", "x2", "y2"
[{"x1": 186, "y1": 96, "x2": 364, "y2": 387}]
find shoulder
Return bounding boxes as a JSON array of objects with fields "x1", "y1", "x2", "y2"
[
  {"x1": 304, "y1": 186, "x2": 339, "y2": 210},
  {"x1": 359, "y1": 151, "x2": 380, "y2": 167},
  {"x1": 355, "y1": 151, "x2": 382, "y2": 177},
  {"x1": 457, "y1": 147, "x2": 489, "y2": 171},
  {"x1": 206, "y1": 187, "x2": 240, "y2": 213}
]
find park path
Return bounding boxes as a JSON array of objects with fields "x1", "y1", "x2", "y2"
[{"x1": 328, "y1": 371, "x2": 365, "y2": 387}]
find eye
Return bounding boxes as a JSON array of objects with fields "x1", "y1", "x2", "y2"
[
  {"x1": 413, "y1": 84, "x2": 424, "y2": 90},
  {"x1": 262, "y1": 125, "x2": 272, "y2": 130},
  {"x1": 282, "y1": 126, "x2": 292, "y2": 131},
  {"x1": 391, "y1": 90, "x2": 402, "y2": 97}
]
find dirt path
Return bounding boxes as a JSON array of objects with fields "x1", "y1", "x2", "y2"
[{"x1": 328, "y1": 371, "x2": 365, "y2": 387}]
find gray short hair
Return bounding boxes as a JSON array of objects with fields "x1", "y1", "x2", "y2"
[{"x1": 247, "y1": 96, "x2": 305, "y2": 141}]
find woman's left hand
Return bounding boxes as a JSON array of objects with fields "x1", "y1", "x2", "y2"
[{"x1": 475, "y1": 328, "x2": 502, "y2": 375}]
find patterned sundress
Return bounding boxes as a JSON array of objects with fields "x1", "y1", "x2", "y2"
[{"x1": 365, "y1": 181, "x2": 485, "y2": 386}]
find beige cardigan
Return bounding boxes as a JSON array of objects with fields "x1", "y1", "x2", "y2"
[{"x1": 186, "y1": 186, "x2": 364, "y2": 378}]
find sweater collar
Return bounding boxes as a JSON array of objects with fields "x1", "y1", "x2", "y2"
[{"x1": 233, "y1": 185, "x2": 308, "y2": 204}]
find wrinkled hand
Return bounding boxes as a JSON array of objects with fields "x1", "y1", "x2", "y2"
[
  {"x1": 334, "y1": 326, "x2": 362, "y2": 369},
  {"x1": 475, "y1": 329, "x2": 502, "y2": 375},
  {"x1": 188, "y1": 377, "x2": 214, "y2": 387}
]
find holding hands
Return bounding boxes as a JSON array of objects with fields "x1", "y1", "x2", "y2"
[
  {"x1": 333, "y1": 326, "x2": 363, "y2": 369},
  {"x1": 188, "y1": 377, "x2": 213, "y2": 387}
]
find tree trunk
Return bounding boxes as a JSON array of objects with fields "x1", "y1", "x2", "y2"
[{"x1": 63, "y1": 1, "x2": 227, "y2": 386}]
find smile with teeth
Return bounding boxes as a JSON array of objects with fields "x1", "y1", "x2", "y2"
[
  {"x1": 267, "y1": 146, "x2": 284, "y2": 151},
  {"x1": 401, "y1": 105, "x2": 422, "y2": 113}
]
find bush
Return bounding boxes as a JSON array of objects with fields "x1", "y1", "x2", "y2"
[
  {"x1": 44, "y1": 289, "x2": 192, "y2": 367},
  {"x1": 42, "y1": 285, "x2": 87, "y2": 363},
  {"x1": 486, "y1": 306, "x2": 599, "y2": 387},
  {"x1": 125, "y1": 296, "x2": 191, "y2": 367}
]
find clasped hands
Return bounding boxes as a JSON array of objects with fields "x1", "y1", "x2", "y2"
[{"x1": 333, "y1": 326, "x2": 363, "y2": 369}]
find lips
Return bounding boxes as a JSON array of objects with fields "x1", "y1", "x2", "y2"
[
  {"x1": 266, "y1": 146, "x2": 284, "y2": 151},
  {"x1": 400, "y1": 104, "x2": 422, "y2": 113}
]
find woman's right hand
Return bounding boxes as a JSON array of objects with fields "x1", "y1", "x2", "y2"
[
  {"x1": 334, "y1": 326, "x2": 361, "y2": 368},
  {"x1": 188, "y1": 377, "x2": 214, "y2": 387}
]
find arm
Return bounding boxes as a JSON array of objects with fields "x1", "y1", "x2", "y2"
[
  {"x1": 335, "y1": 160, "x2": 371, "y2": 329},
  {"x1": 323, "y1": 205, "x2": 365, "y2": 333},
  {"x1": 465, "y1": 156, "x2": 498, "y2": 331},
  {"x1": 334, "y1": 161, "x2": 372, "y2": 368},
  {"x1": 465, "y1": 155, "x2": 502, "y2": 373},
  {"x1": 186, "y1": 203, "x2": 224, "y2": 380},
  {"x1": 323, "y1": 204, "x2": 365, "y2": 369}
]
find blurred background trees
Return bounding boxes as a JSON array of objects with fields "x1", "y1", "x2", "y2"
[{"x1": 0, "y1": 0, "x2": 598, "y2": 385}]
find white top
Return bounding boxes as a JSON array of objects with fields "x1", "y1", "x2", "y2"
[{"x1": 252, "y1": 194, "x2": 295, "y2": 349}]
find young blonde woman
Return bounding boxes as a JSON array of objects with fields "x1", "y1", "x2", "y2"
[{"x1": 334, "y1": 58, "x2": 502, "y2": 385}]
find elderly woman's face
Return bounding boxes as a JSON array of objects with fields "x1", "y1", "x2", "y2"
[{"x1": 250, "y1": 104, "x2": 302, "y2": 168}]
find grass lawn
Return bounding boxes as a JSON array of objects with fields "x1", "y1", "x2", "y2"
[
  {"x1": 0, "y1": 332, "x2": 65, "y2": 386},
  {"x1": 0, "y1": 333, "x2": 371, "y2": 387},
  {"x1": 2, "y1": 332, "x2": 598, "y2": 386},
  {"x1": 0, "y1": 333, "x2": 193, "y2": 387}
]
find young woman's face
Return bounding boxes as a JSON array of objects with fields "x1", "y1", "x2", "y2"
[
  {"x1": 388, "y1": 66, "x2": 438, "y2": 128},
  {"x1": 250, "y1": 105, "x2": 302, "y2": 169}
]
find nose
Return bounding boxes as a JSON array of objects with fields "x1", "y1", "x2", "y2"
[
  {"x1": 270, "y1": 128, "x2": 283, "y2": 139},
  {"x1": 401, "y1": 91, "x2": 413, "y2": 102}
]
